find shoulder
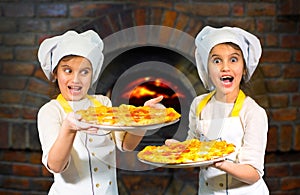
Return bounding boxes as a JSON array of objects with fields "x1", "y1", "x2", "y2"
[
  {"x1": 241, "y1": 96, "x2": 268, "y2": 121},
  {"x1": 243, "y1": 96, "x2": 266, "y2": 113},
  {"x1": 191, "y1": 93, "x2": 210, "y2": 107}
]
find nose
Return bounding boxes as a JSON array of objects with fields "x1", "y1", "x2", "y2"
[
  {"x1": 71, "y1": 72, "x2": 80, "y2": 83},
  {"x1": 221, "y1": 62, "x2": 230, "y2": 72}
]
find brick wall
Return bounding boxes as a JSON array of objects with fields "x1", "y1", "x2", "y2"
[{"x1": 0, "y1": 0, "x2": 299, "y2": 194}]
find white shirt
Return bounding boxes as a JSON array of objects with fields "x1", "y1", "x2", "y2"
[
  {"x1": 187, "y1": 94, "x2": 269, "y2": 194},
  {"x1": 37, "y1": 95, "x2": 126, "y2": 195}
]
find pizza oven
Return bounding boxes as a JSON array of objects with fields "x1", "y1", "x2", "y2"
[
  {"x1": 96, "y1": 46, "x2": 200, "y2": 148},
  {"x1": 91, "y1": 26, "x2": 206, "y2": 171}
]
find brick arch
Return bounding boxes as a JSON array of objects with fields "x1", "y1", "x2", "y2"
[
  {"x1": 75, "y1": 7, "x2": 268, "y2": 106},
  {"x1": 75, "y1": 8, "x2": 202, "y2": 69}
]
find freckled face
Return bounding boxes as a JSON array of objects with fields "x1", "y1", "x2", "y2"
[
  {"x1": 54, "y1": 56, "x2": 93, "y2": 101},
  {"x1": 208, "y1": 43, "x2": 244, "y2": 102}
]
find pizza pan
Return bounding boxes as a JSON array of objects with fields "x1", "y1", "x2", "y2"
[
  {"x1": 138, "y1": 156, "x2": 226, "y2": 168},
  {"x1": 78, "y1": 119, "x2": 179, "y2": 132}
]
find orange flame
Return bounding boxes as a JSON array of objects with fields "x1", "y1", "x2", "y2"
[{"x1": 121, "y1": 77, "x2": 185, "y2": 99}]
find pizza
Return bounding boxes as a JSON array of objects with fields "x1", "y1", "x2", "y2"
[
  {"x1": 75, "y1": 104, "x2": 181, "y2": 126},
  {"x1": 137, "y1": 139, "x2": 235, "y2": 164}
]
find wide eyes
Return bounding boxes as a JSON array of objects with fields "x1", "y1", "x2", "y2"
[{"x1": 212, "y1": 57, "x2": 238, "y2": 64}]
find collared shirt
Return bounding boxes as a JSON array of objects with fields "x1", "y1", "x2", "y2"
[
  {"x1": 187, "y1": 94, "x2": 269, "y2": 194},
  {"x1": 37, "y1": 95, "x2": 125, "y2": 195}
]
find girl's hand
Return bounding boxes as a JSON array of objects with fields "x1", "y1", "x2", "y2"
[
  {"x1": 144, "y1": 96, "x2": 165, "y2": 109},
  {"x1": 165, "y1": 139, "x2": 179, "y2": 146},
  {"x1": 62, "y1": 112, "x2": 98, "y2": 133}
]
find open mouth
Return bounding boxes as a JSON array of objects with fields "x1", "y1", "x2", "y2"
[
  {"x1": 220, "y1": 76, "x2": 234, "y2": 83},
  {"x1": 68, "y1": 86, "x2": 82, "y2": 92}
]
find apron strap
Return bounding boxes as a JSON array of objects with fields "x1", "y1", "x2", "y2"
[
  {"x1": 196, "y1": 90, "x2": 216, "y2": 117},
  {"x1": 231, "y1": 90, "x2": 246, "y2": 117},
  {"x1": 196, "y1": 90, "x2": 246, "y2": 117},
  {"x1": 56, "y1": 94, "x2": 103, "y2": 113}
]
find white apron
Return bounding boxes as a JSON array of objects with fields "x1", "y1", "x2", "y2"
[
  {"x1": 195, "y1": 90, "x2": 269, "y2": 195},
  {"x1": 48, "y1": 95, "x2": 118, "y2": 195}
]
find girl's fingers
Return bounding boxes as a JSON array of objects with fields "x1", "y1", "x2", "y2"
[
  {"x1": 144, "y1": 96, "x2": 163, "y2": 107},
  {"x1": 165, "y1": 139, "x2": 179, "y2": 146}
]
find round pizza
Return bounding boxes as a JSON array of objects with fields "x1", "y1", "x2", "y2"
[
  {"x1": 137, "y1": 139, "x2": 235, "y2": 164},
  {"x1": 75, "y1": 104, "x2": 181, "y2": 126}
]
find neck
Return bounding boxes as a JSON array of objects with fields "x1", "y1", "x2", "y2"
[{"x1": 215, "y1": 89, "x2": 240, "y2": 103}]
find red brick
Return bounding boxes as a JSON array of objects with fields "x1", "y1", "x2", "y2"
[
  {"x1": 269, "y1": 94, "x2": 289, "y2": 108},
  {"x1": 232, "y1": 3, "x2": 245, "y2": 16},
  {"x1": 22, "y1": 107, "x2": 38, "y2": 120},
  {"x1": 150, "y1": 8, "x2": 163, "y2": 25},
  {"x1": 266, "y1": 79, "x2": 298, "y2": 93},
  {"x1": 283, "y1": 64, "x2": 300, "y2": 78},
  {"x1": 260, "y1": 64, "x2": 281, "y2": 78},
  {"x1": 291, "y1": 94, "x2": 300, "y2": 107},
  {"x1": 0, "y1": 106, "x2": 22, "y2": 119},
  {"x1": 279, "y1": 0, "x2": 300, "y2": 15},
  {"x1": 0, "y1": 20, "x2": 17, "y2": 32},
  {"x1": 290, "y1": 162, "x2": 300, "y2": 176},
  {"x1": 19, "y1": 19, "x2": 48, "y2": 33},
  {"x1": 247, "y1": 3, "x2": 276, "y2": 16},
  {"x1": 15, "y1": 47, "x2": 37, "y2": 61},
  {"x1": 2, "y1": 177, "x2": 30, "y2": 190},
  {"x1": 0, "y1": 77, "x2": 27, "y2": 90},
  {"x1": 13, "y1": 163, "x2": 41, "y2": 177},
  {"x1": 42, "y1": 166, "x2": 52, "y2": 177},
  {"x1": 266, "y1": 126, "x2": 278, "y2": 152},
  {"x1": 281, "y1": 35, "x2": 300, "y2": 48},
  {"x1": 279, "y1": 125, "x2": 293, "y2": 151},
  {"x1": 28, "y1": 152, "x2": 42, "y2": 164},
  {"x1": 265, "y1": 34, "x2": 279, "y2": 47},
  {"x1": 271, "y1": 108, "x2": 297, "y2": 122},
  {"x1": 0, "y1": 90, "x2": 23, "y2": 104},
  {"x1": 135, "y1": 9, "x2": 147, "y2": 26},
  {"x1": 281, "y1": 177, "x2": 300, "y2": 190},
  {"x1": 295, "y1": 125, "x2": 300, "y2": 151},
  {"x1": 175, "y1": 3, "x2": 230, "y2": 16},
  {"x1": 295, "y1": 51, "x2": 300, "y2": 62},
  {"x1": 261, "y1": 50, "x2": 292, "y2": 63},
  {"x1": 30, "y1": 177, "x2": 53, "y2": 191},
  {"x1": 0, "y1": 47, "x2": 13, "y2": 60},
  {"x1": 175, "y1": 13, "x2": 189, "y2": 31},
  {"x1": 265, "y1": 163, "x2": 289, "y2": 177},
  {"x1": 3, "y1": 4, "x2": 34, "y2": 17},
  {"x1": 70, "y1": 3, "x2": 117, "y2": 18},
  {"x1": 2, "y1": 151, "x2": 27, "y2": 163},
  {"x1": 49, "y1": 19, "x2": 84, "y2": 32},
  {"x1": 2, "y1": 62, "x2": 35, "y2": 76},
  {"x1": 3, "y1": 34, "x2": 35, "y2": 46},
  {"x1": 162, "y1": 10, "x2": 177, "y2": 27},
  {"x1": 37, "y1": 4, "x2": 67, "y2": 17},
  {"x1": 0, "y1": 122, "x2": 9, "y2": 149},
  {"x1": 27, "y1": 79, "x2": 51, "y2": 96},
  {"x1": 10, "y1": 124, "x2": 27, "y2": 149}
]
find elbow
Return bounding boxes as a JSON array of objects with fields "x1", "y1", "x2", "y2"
[{"x1": 48, "y1": 163, "x2": 65, "y2": 173}]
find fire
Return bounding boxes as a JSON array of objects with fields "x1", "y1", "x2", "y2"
[{"x1": 121, "y1": 77, "x2": 185, "y2": 99}]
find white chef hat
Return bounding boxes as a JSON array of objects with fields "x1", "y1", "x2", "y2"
[
  {"x1": 38, "y1": 30, "x2": 104, "y2": 85},
  {"x1": 195, "y1": 26, "x2": 262, "y2": 91}
]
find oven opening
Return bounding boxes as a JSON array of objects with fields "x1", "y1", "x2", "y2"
[{"x1": 95, "y1": 46, "x2": 203, "y2": 170}]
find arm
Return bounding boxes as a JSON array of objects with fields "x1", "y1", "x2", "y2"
[
  {"x1": 122, "y1": 96, "x2": 164, "y2": 151},
  {"x1": 39, "y1": 108, "x2": 98, "y2": 173},
  {"x1": 215, "y1": 99, "x2": 268, "y2": 184},
  {"x1": 214, "y1": 161, "x2": 260, "y2": 184}
]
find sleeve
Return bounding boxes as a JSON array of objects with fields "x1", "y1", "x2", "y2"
[
  {"x1": 238, "y1": 98, "x2": 269, "y2": 176},
  {"x1": 37, "y1": 101, "x2": 68, "y2": 173},
  {"x1": 186, "y1": 96, "x2": 202, "y2": 140}
]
